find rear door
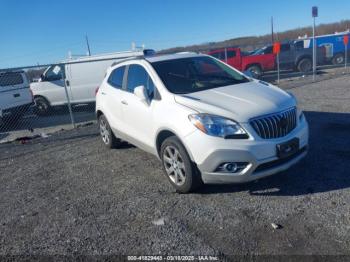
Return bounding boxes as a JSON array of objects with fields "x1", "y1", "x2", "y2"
[
  {"x1": 0, "y1": 72, "x2": 32, "y2": 114},
  {"x1": 103, "y1": 65, "x2": 127, "y2": 134}
]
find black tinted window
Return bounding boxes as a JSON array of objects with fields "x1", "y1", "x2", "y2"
[
  {"x1": 295, "y1": 41, "x2": 304, "y2": 50},
  {"x1": 126, "y1": 64, "x2": 155, "y2": 98},
  {"x1": 0, "y1": 72, "x2": 24, "y2": 86},
  {"x1": 281, "y1": 44, "x2": 291, "y2": 52},
  {"x1": 264, "y1": 46, "x2": 273, "y2": 54},
  {"x1": 45, "y1": 65, "x2": 65, "y2": 81},
  {"x1": 227, "y1": 50, "x2": 236, "y2": 58},
  {"x1": 108, "y1": 66, "x2": 125, "y2": 89}
]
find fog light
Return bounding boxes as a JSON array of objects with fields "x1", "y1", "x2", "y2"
[
  {"x1": 215, "y1": 162, "x2": 248, "y2": 173},
  {"x1": 223, "y1": 163, "x2": 238, "y2": 172}
]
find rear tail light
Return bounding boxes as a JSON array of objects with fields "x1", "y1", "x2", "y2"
[{"x1": 95, "y1": 86, "x2": 100, "y2": 96}]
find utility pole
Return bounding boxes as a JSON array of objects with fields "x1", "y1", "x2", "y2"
[
  {"x1": 271, "y1": 17, "x2": 274, "y2": 44},
  {"x1": 312, "y1": 6, "x2": 318, "y2": 82},
  {"x1": 85, "y1": 35, "x2": 91, "y2": 56}
]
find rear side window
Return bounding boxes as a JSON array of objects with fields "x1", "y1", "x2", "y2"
[
  {"x1": 108, "y1": 66, "x2": 125, "y2": 89},
  {"x1": 0, "y1": 72, "x2": 24, "y2": 86},
  {"x1": 264, "y1": 46, "x2": 273, "y2": 54},
  {"x1": 126, "y1": 64, "x2": 155, "y2": 98},
  {"x1": 295, "y1": 41, "x2": 304, "y2": 50},
  {"x1": 227, "y1": 50, "x2": 236, "y2": 58}
]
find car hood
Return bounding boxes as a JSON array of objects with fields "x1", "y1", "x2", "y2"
[{"x1": 174, "y1": 80, "x2": 295, "y2": 123}]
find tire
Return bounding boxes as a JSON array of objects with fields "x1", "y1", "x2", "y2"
[
  {"x1": 297, "y1": 58, "x2": 312, "y2": 72},
  {"x1": 246, "y1": 65, "x2": 262, "y2": 78},
  {"x1": 98, "y1": 114, "x2": 122, "y2": 149},
  {"x1": 332, "y1": 53, "x2": 345, "y2": 65},
  {"x1": 34, "y1": 96, "x2": 51, "y2": 116},
  {"x1": 160, "y1": 136, "x2": 203, "y2": 193}
]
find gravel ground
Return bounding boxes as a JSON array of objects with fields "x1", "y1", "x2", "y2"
[{"x1": 0, "y1": 75, "x2": 350, "y2": 258}]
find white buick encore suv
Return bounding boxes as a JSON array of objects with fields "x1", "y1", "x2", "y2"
[{"x1": 96, "y1": 53, "x2": 308, "y2": 193}]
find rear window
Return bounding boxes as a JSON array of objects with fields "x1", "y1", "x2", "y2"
[
  {"x1": 0, "y1": 72, "x2": 24, "y2": 86},
  {"x1": 108, "y1": 66, "x2": 125, "y2": 89}
]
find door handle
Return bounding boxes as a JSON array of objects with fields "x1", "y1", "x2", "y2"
[
  {"x1": 101, "y1": 92, "x2": 107, "y2": 95},
  {"x1": 121, "y1": 100, "x2": 128, "y2": 105}
]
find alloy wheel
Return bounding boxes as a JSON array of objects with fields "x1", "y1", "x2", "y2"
[
  {"x1": 99, "y1": 118, "x2": 110, "y2": 145},
  {"x1": 163, "y1": 145, "x2": 186, "y2": 186}
]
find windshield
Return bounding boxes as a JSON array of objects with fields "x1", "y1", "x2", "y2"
[{"x1": 151, "y1": 56, "x2": 249, "y2": 94}]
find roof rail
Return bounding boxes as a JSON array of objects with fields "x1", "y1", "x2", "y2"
[{"x1": 110, "y1": 49, "x2": 157, "y2": 67}]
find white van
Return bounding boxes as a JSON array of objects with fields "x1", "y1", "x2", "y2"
[
  {"x1": 0, "y1": 70, "x2": 33, "y2": 124},
  {"x1": 30, "y1": 49, "x2": 153, "y2": 115}
]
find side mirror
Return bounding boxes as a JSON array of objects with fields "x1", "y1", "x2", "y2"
[
  {"x1": 40, "y1": 74, "x2": 45, "y2": 82},
  {"x1": 134, "y1": 85, "x2": 149, "y2": 104}
]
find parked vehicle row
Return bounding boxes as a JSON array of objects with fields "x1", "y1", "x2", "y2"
[
  {"x1": 297, "y1": 31, "x2": 350, "y2": 65},
  {"x1": 96, "y1": 52, "x2": 309, "y2": 193},
  {"x1": 207, "y1": 32, "x2": 349, "y2": 77},
  {"x1": 253, "y1": 41, "x2": 326, "y2": 72},
  {"x1": 208, "y1": 41, "x2": 327, "y2": 77}
]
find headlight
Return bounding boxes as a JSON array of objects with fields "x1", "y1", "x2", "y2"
[
  {"x1": 297, "y1": 106, "x2": 304, "y2": 122},
  {"x1": 188, "y1": 114, "x2": 248, "y2": 139},
  {"x1": 288, "y1": 92, "x2": 303, "y2": 119}
]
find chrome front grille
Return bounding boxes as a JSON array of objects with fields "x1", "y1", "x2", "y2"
[{"x1": 250, "y1": 107, "x2": 297, "y2": 139}]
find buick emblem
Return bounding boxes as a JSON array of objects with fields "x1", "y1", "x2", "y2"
[{"x1": 279, "y1": 116, "x2": 288, "y2": 129}]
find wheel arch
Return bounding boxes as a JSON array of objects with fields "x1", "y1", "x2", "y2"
[
  {"x1": 96, "y1": 109, "x2": 104, "y2": 120},
  {"x1": 244, "y1": 63, "x2": 262, "y2": 72},
  {"x1": 296, "y1": 55, "x2": 312, "y2": 66},
  {"x1": 33, "y1": 95, "x2": 51, "y2": 106},
  {"x1": 155, "y1": 129, "x2": 195, "y2": 162}
]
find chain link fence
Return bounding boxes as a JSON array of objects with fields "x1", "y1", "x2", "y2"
[
  {"x1": 0, "y1": 64, "x2": 96, "y2": 144},
  {"x1": 1, "y1": 44, "x2": 349, "y2": 144}
]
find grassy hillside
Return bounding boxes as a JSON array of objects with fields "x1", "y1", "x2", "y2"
[{"x1": 159, "y1": 20, "x2": 350, "y2": 54}]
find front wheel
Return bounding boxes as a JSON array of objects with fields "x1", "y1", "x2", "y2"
[
  {"x1": 297, "y1": 58, "x2": 312, "y2": 72},
  {"x1": 34, "y1": 96, "x2": 51, "y2": 116},
  {"x1": 246, "y1": 65, "x2": 262, "y2": 78},
  {"x1": 160, "y1": 136, "x2": 203, "y2": 193}
]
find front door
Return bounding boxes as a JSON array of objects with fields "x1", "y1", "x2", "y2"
[
  {"x1": 38, "y1": 65, "x2": 69, "y2": 105},
  {"x1": 120, "y1": 64, "x2": 156, "y2": 150}
]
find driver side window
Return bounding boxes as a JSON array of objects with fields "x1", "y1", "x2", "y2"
[
  {"x1": 44, "y1": 65, "x2": 65, "y2": 81},
  {"x1": 126, "y1": 64, "x2": 155, "y2": 99}
]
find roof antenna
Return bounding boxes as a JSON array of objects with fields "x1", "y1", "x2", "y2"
[{"x1": 86, "y1": 34, "x2": 92, "y2": 56}]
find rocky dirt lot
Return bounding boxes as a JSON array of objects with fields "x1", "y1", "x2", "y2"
[{"x1": 0, "y1": 75, "x2": 350, "y2": 259}]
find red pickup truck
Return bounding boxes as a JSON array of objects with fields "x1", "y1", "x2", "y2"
[{"x1": 207, "y1": 47, "x2": 275, "y2": 77}]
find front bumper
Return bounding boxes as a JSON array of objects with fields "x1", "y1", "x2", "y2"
[{"x1": 183, "y1": 116, "x2": 309, "y2": 184}]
